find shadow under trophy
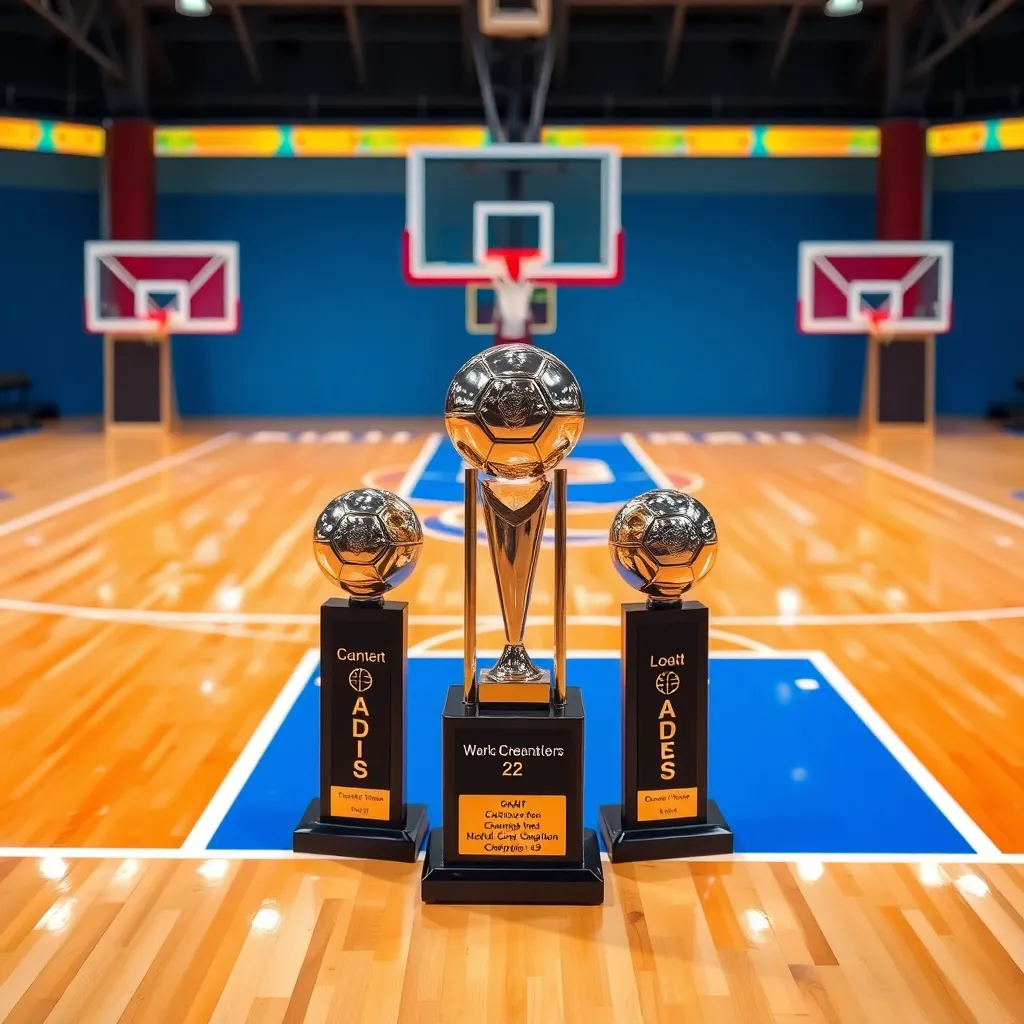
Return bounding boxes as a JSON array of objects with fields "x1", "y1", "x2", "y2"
[
  {"x1": 599, "y1": 490, "x2": 734, "y2": 860},
  {"x1": 421, "y1": 344, "x2": 604, "y2": 905},
  {"x1": 293, "y1": 488, "x2": 429, "y2": 862}
]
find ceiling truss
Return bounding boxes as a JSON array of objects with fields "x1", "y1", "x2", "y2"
[{"x1": 3, "y1": 0, "x2": 1022, "y2": 122}]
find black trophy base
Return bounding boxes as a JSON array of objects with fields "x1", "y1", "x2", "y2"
[
  {"x1": 421, "y1": 827, "x2": 605, "y2": 905},
  {"x1": 293, "y1": 799, "x2": 428, "y2": 863},
  {"x1": 598, "y1": 801, "x2": 734, "y2": 862}
]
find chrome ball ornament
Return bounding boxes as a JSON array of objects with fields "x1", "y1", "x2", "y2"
[
  {"x1": 313, "y1": 488, "x2": 423, "y2": 599},
  {"x1": 444, "y1": 343, "x2": 585, "y2": 479},
  {"x1": 609, "y1": 490, "x2": 717, "y2": 602}
]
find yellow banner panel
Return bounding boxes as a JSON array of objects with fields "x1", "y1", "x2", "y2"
[
  {"x1": 0, "y1": 117, "x2": 44, "y2": 153},
  {"x1": 927, "y1": 121, "x2": 989, "y2": 156},
  {"x1": 51, "y1": 121, "x2": 105, "y2": 157},
  {"x1": 156, "y1": 126, "x2": 285, "y2": 157},
  {"x1": 995, "y1": 117, "x2": 1024, "y2": 152},
  {"x1": 761, "y1": 126, "x2": 879, "y2": 157}
]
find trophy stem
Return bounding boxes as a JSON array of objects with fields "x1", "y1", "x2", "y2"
[
  {"x1": 463, "y1": 467, "x2": 478, "y2": 704},
  {"x1": 553, "y1": 467, "x2": 568, "y2": 707},
  {"x1": 479, "y1": 474, "x2": 550, "y2": 693}
]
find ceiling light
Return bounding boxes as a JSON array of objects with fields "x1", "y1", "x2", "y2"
[
  {"x1": 824, "y1": 0, "x2": 863, "y2": 15},
  {"x1": 176, "y1": 0, "x2": 212, "y2": 16}
]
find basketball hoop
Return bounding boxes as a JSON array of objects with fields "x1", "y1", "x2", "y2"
[
  {"x1": 485, "y1": 248, "x2": 546, "y2": 283},
  {"x1": 863, "y1": 309, "x2": 894, "y2": 343},
  {"x1": 147, "y1": 308, "x2": 173, "y2": 340}
]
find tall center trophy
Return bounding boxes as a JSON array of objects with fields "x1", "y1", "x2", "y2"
[
  {"x1": 599, "y1": 490, "x2": 734, "y2": 860},
  {"x1": 421, "y1": 344, "x2": 604, "y2": 905}
]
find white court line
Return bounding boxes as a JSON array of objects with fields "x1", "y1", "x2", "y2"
[
  {"x1": 0, "y1": 432, "x2": 237, "y2": 540},
  {"x1": 758, "y1": 482, "x2": 817, "y2": 527},
  {"x1": 4, "y1": 847, "x2": 1019, "y2": 864},
  {"x1": 177, "y1": 647, "x2": 803, "y2": 853},
  {"x1": 1, "y1": 598, "x2": 1021, "y2": 630},
  {"x1": 395, "y1": 432, "x2": 443, "y2": 498},
  {"x1": 817, "y1": 433, "x2": 1024, "y2": 531},
  {"x1": 180, "y1": 648, "x2": 320, "y2": 853},
  {"x1": 807, "y1": 651, "x2": 1000, "y2": 856},
  {"x1": 2, "y1": 847, "x2": 1022, "y2": 864},
  {"x1": 0, "y1": 648, "x2": 1003, "y2": 860},
  {"x1": 619, "y1": 431, "x2": 674, "y2": 489},
  {"x1": 408, "y1": 623, "x2": 774, "y2": 656}
]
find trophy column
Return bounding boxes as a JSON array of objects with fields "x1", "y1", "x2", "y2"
[
  {"x1": 421, "y1": 345, "x2": 603, "y2": 905},
  {"x1": 293, "y1": 489, "x2": 429, "y2": 862},
  {"x1": 599, "y1": 491, "x2": 734, "y2": 861}
]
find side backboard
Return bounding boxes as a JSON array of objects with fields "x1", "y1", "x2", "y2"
[
  {"x1": 798, "y1": 241, "x2": 953, "y2": 335},
  {"x1": 404, "y1": 144, "x2": 622, "y2": 285},
  {"x1": 85, "y1": 241, "x2": 240, "y2": 334}
]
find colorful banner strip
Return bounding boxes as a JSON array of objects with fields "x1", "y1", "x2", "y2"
[
  {"x1": 155, "y1": 124, "x2": 490, "y2": 157},
  {"x1": 927, "y1": 116, "x2": 1024, "y2": 156},
  {"x1": 2, "y1": 115, "x2": 1024, "y2": 159},
  {"x1": 542, "y1": 125, "x2": 880, "y2": 157},
  {"x1": 0, "y1": 117, "x2": 104, "y2": 157}
]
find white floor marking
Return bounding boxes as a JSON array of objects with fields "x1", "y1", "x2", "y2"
[
  {"x1": 178, "y1": 647, "x2": 801, "y2": 853},
  {"x1": 817, "y1": 433, "x2": 1024, "y2": 531},
  {"x1": 179, "y1": 648, "x2": 320, "y2": 853},
  {"x1": 395, "y1": 432, "x2": 443, "y2": 498},
  {"x1": 0, "y1": 647, "x2": 1003, "y2": 860},
  {"x1": 1, "y1": 846, "x2": 1021, "y2": 864},
  {"x1": 807, "y1": 650, "x2": 1000, "y2": 856},
  {"x1": 758, "y1": 481, "x2": 818, "y2": 527},
  {"x1": 619, "y1": 432, "x2": 675, "y2": 489},
  {"x1": 0, "y1": 432, "x2": 237, "y2": 540},
  {"x1": 1, "y1": 598, "x2": 1020, "y2": 630},
  {"x1": 408, "y1": 623, "x2": 774, "y2": 656}
]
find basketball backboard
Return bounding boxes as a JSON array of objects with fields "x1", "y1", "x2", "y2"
[
  {"x1": 84, "y1": 241, "x2": 240, "y2": 334},
  {"x1": 466, "y1": 282, "x2": 556, "y2": 335},
  {"x1": 403, "y1": 144, "x2": 622, "y2": 285},
  {"x1": 798, "y1": 241, "x2": 953, "y2": 335}
]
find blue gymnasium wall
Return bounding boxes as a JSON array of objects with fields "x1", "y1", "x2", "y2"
[
  {"x1": 159, "y1": 157, "x2": 875, "y2": 417},
  {"x1": 0, "y1": 153, "x2": 102, "y2": 415},
  {"x1": 1, "y1": 148, "x2": 1021, "y2": 417},
  {"x1": 932, "y1": 153, "x2": 1024, "y2": 416}
]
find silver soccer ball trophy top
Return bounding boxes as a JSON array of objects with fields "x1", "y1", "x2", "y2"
[
  {"x1": 445, "y1": 344, "x2": 585, "y2": 480},
  {"x1": 609, "y1": 490, "x2": 718, "y2": 605},
  {"x1": 313, "y1": 488, "x2": 423, "y2": 601}
]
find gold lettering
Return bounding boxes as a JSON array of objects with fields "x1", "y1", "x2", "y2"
[
  {"x1": 352, "y1": 696, "x2": 369, "y2": 715},
  {"x1": 353, "y1": 759, "x2": 368, "y2": 779},
  {"x1": 658, "y1": 701, "x2": 676, "y2": 779},
  {"x1": 352, "y1": 718, "x2": 369, "y2": 738}
]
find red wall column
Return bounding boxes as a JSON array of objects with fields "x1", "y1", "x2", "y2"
[
  {"x1": 876, "y1": 119, "x2": 927, "y2": 241},
  {"x1": 105, "y1": 119, "x2": 156, "y2": 240}
]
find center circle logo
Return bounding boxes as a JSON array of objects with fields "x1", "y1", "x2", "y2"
[
  {"x1": 655, "y1": 670, "x2": 680, "y2": 695},
  {"x1": 348, "y1": 667, "x2": 373, "y2": 692}
]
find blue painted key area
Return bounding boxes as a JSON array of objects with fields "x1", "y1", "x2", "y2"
[{"x1": 207, "y1": 654, "x2": 975, "y2": 855}]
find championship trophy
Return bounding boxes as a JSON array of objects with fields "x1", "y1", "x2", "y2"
[
  {"x1": 421, "y1": 344, "x2": 604, "y2": 905},
  {"x1": 598, "y1": 490, "x2": 734, "y2": 861},
  {"x1": 293, "y1": 488, "x2": 429, "y2": 862}
]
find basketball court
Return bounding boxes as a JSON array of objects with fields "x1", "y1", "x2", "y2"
[{"x1": 2, "y1": 6, "x2": 1024, "y2": 1018}]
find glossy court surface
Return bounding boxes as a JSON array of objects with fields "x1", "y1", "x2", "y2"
[{"x1": 0, "y1": 419, "x2": 1022, "y2": 1021}]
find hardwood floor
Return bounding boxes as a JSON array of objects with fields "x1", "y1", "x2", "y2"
[
  {"x1": 1, "y1": 855, "x2": 1023, "y2": 1023},
  {"x1": 0, "y1": 418, "x2": 1022, "y2": 1021}
]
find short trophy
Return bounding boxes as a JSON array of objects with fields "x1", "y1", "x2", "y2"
[
  {"x1": 598, "y1": 490, "x2": 734, "y2": 861},
  {"x1": 293, "y1": 488, "x2": 429, "y2": 862},
  {"x1": 421, "y1": 344, "x2": 604, "y2": 905}
]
